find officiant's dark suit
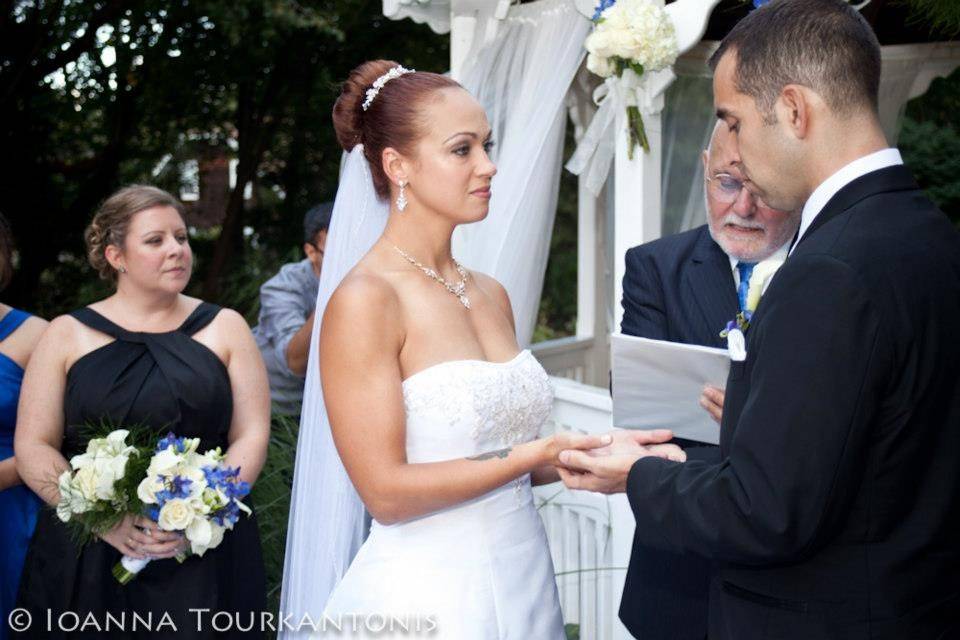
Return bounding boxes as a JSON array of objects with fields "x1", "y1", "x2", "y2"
[{"x1": 619, "y1": 225, "x2": 737, "y2": 640}]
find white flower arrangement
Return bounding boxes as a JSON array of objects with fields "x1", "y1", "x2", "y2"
[
  {"x1": 584, "y1": 0, "x2": 678, "y2": 156},
  {"x1": 56, "y1": 429, "x2": 137, "y2": 522},
  {"x1": 55, "y1": 428, "x2": 252, "y2": 585}
]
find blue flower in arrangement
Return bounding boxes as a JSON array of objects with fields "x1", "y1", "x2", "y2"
[
  {"x1": 592, "y1": 0, "x2": 616, "y2": 21},
  {"x1": 154, "y1": 432, "x2": 195, "y2": 454},
  {"x1": 752, "y1": 0, "x2": 771, "y2": 7},
  {"x1": 154, "y1": 432, "x2": 180, "y2": 453},
  {"x1": 154, "y1": 475, "x2": 194, "y2": 504}
]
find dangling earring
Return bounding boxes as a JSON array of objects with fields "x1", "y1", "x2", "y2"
[{"x1": 396, "y1": 180, "x2": 408, "y2": 212}]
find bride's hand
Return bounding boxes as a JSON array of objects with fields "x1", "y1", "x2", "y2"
[{"x1": 542, "y1": 431, "x2": 612, "y2": 467}]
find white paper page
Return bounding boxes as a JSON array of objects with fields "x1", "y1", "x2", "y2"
[{"x1": 611, "y1": 333, "x2": 731, "y2": 445}]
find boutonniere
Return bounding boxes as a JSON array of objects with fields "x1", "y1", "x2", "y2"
[{"x1": 719, "y1": 258, "x2": 785, "y2": 361}]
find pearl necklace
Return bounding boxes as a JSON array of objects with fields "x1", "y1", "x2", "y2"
[{"x1": 390, "y1": 243, "x2": 471, "y2": 309}]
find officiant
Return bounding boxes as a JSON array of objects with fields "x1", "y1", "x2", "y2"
[{"x1": 617, "y1": 120, "x2": 799, "y2": 640}]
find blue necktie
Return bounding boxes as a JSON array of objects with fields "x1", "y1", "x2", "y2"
[{"x1": 736, "y1": 262, "x2": 756, "y2": 312}]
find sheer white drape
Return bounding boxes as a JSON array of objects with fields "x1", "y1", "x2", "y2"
[
  {"x1": 453, "y1": 0, "x2": 591, "y2": 346},
  {"x1": 278, "y1": 148, "x2": 388, "y2": 630},
  {"x1": 660, "y1": 65, "x2": 715, "y2": 235}
]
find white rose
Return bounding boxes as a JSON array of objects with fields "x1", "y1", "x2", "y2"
[
  {"x1": 608, "y1": 29, "x2": 638, "y2": 60},
  {"x1": 73, "y1": 465, "x2": 100, "y2": 502},
  {"x1": 745, "y1": 258, "x2": 785, "y2": 313},
  {"x1": 585, "y1": 30, "x2": 613, "y2": 59},
  {"x1": 157, "y1": 498, "x2": 196, "y2": 531},
  {"x1": 137, "y1": 475, "x2": 163, "y2": 504},
  {"x1": 586, "y1": 53, "x2": 615, "y2": 78}
]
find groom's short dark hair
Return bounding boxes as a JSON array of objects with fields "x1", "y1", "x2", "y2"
[{"x1": 709, "y1": 0, "x2": 881, "y2": 121}]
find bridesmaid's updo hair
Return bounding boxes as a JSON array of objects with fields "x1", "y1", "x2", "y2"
[
  {"x1": 0, "y1": 213, "x2": 14, "y2": 291},
  {"x1": 85, "y1": 185, "x2": 186, "y2": 283},
  {"x1": 332, "y1": 59, "x2": 461, "y2": 200}
]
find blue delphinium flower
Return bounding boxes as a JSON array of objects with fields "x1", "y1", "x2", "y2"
[
  {"x1": 154, "y1": 475, "x2": 193, "y2": 504},
  {"x1": 155, "y1": 432, "x2": 180, "y2": 453},
  {"x1": 592, "y1": 0, "x2": 616, "y2": 21}
]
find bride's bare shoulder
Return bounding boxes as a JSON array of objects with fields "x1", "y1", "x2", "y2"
[
  {"x1": 466, "y1": 270, "x2": 514, "y2": 320},
  {"x1": 324, "y1": 266, "x2": 401, "y2": 326}
]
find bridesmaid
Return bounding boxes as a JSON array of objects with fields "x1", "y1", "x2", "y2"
[
  {"x1": 14, "y1": 185, "x2": 269, "y2": 638},
  {"x1": 0, "y1": 213, "x2": 47, "y2": 640}
]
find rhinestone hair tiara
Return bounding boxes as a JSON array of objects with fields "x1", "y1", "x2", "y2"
[{"x1": 361, "y1": 65, "x2": 415, "y2": 111}]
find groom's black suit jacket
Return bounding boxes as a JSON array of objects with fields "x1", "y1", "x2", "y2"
[
  {"x1": 619, "y1": 224, "x2": 739, "y2": 640},
  {"x1": 625, "y1": 165, "x2": 960, "y2": 640}
]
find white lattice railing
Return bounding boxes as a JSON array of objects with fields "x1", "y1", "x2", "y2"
[
  {"x1": 534, "y1": 377, "x2": 636, "y2": 640},
  {"x1": 532, "y1": 335, "x2": 610, "y2": 387}
]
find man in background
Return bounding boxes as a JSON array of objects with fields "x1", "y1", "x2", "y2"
[{"x1": 253, "y1": 202, "x2": 331, "y2": 417}]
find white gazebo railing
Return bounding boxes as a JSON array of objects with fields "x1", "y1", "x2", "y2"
[
  {"x1": 534, "y1": 377, "x2": 635, "y2": 639},
  {"x1": 384, "y1": 1, "x2": 960, "y2": 638}
]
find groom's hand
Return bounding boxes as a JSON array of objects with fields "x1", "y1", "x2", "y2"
[
  {"x1": 582, "y1": 429, "x2": 679, "y2": 458},
  {"x1": 557, "y1": 429, "x2": 684, "y2": 494}
]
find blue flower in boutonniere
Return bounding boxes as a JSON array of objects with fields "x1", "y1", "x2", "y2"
[{"x1": 720, "y1": 257, "x2": 785, "y2": 360}]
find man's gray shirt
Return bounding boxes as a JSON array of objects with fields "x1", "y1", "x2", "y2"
[{"x1": 252, "y1": 258, "x2": 319, "y2": 416}]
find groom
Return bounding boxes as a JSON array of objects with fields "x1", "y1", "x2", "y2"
[{"x1": 559, "y1": 1, "x2": 960, "y2": 638}]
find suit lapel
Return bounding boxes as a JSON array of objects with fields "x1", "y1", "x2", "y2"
[
  {"x1": 684, "y1": 228, "x2": 739, "y2": 347},
  {"x1": 796, "y1": 165, "x2": 919, "y2": 251}
]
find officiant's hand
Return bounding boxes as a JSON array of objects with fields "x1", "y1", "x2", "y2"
[
  {"x1": 700, "y1": 385, "x2": 725, "y2": 423},
  {"x1": 556, "y1": 429, "x2": 684, "y2": 494}
]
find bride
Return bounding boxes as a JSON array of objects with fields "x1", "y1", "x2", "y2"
[{"x1": 281, "y1": 59, "x2": 682, "y2": 639}]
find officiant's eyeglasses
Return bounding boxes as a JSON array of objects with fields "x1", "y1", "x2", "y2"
[{"x1": 705, "y1": 173, "x2": 747, "y2": 203}]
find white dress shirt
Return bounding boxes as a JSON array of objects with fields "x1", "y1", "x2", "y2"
[{"x1": 790, "y1": 148, "x2": 903, "y2": 254}]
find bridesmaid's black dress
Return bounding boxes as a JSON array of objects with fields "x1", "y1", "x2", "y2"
[{"x1": 15, "y1": 303, "x2": 265, "y2": 638}]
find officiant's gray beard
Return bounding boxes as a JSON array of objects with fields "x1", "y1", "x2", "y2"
[{"x1": 704, "y1": 182, "x2": 794, "y2": 263}]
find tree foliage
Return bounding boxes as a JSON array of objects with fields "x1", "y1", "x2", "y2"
[
  {"x1": 0, "y1": 0, "x2": 447, "y2": 316},
  {"x1": 900, "y1": 67, "x2": 960, "y2": 226}
]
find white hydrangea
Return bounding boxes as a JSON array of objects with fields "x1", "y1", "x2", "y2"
[{"x1": 585, "y1": 0, "x2": 678, "y2": 76}]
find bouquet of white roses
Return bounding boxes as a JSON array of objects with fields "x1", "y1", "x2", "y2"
[
  {"x1": 56, "y1": 428, "x2": 141, "y2": 526},
  {"x1": 56, "y1": 428, "x2": 252, "y2": 585},
  {"x1": 584, "y1": 0, "x2": 678, "y2": 156}
]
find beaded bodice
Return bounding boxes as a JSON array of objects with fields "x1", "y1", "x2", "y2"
[{"x1": 400, "y1": 350, "x2": 553, "y2": 463}]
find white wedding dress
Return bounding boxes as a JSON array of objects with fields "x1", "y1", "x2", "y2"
[{"x1": 322, "y1": 349, "x2": 566, "y2": 639}]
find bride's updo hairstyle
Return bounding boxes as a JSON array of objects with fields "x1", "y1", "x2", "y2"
[{"x1": 333, "y1": 59, "x2": 461, "y2": 200}]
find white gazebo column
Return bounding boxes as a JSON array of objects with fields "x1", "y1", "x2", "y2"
[{"x1": 612, "y1": 93, "x2": 666, "y2": 331}]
